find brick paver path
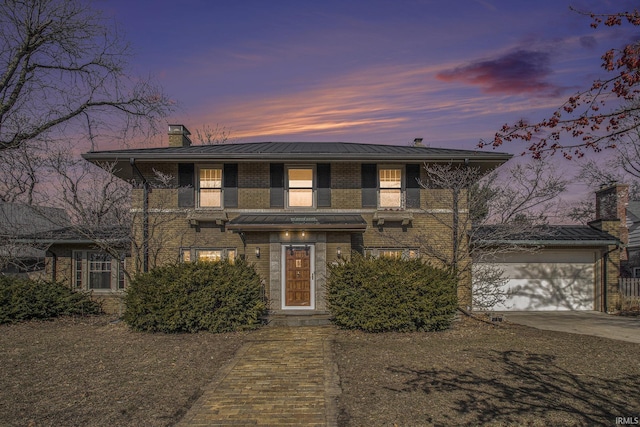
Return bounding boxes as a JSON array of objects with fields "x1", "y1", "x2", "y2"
[{"x1": 177, "y1": 326, "x2": 339, "y2": 426}]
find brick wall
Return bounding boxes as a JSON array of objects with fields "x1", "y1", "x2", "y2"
[
  {"x1": 589, "y1": 218, "x2": 622, "y2": 312},
  {"x1": 120, "y1": 161, "x2": 468, "y2": 307}
]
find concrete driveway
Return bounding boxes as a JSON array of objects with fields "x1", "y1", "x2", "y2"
[{"x1": 497, "y1": 311, "x2": 640, "y2": 344}]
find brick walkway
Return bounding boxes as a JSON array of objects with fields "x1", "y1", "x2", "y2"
[{"x1": 177, "y1": 326, "x2": 339, "y2": 426}]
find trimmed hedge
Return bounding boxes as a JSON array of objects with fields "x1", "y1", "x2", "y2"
[
  {"x1": 0, "y1": 276, "x2": 101, "y2": 324},
  {"x1": 327, "y1": 255, "x2": 457, "y2": 332},
  {"x1": 123, "y1": 260, "x2": 266, "y2": 333}
]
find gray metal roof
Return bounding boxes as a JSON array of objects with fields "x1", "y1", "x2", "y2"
[
  {"x1": 227, "y1": 213, "x2": 367, "y2": 231},
  {"x1": 473, "y1": 225, "x2": 618, "y2": 246},
  {"x1": 83, "y1": 141, "x2": 512, "y2": 163},
  {"x1": 14, "y1": 226, "x2": 130, "y2": 246},
  {"x1": 0, "y1": 202, "x2": 69, "y2": 236}
]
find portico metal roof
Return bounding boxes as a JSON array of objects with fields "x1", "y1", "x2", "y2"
[{"x1": 226, "y1": 214, "x2": 367, "y2": 231}]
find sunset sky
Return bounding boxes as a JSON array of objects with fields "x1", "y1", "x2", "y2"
[{"x1": 99, "y1": 0, "x2": 638, "y2": 155}]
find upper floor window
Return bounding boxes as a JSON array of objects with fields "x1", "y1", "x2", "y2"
[
  {"x1": 379, "y1": 168, "x2": 403, "y2": 208},
  {"x1": 74, "y1": 250, "x2": 125, "y2": 291},
  {"x1": 287, "y1": 167, "x2": 314, "y2": 208},
  {"x1": 199, "y1": 167, "x2": 222, "y2": 208}
]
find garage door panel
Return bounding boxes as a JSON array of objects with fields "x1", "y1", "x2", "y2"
[{"x1": 475, "y1": 250, "x2": 596, "y2": 311}]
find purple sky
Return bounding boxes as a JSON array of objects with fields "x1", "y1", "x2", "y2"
[{"x1": 98, "y1": 0, "x2": 637, "y2": 155}]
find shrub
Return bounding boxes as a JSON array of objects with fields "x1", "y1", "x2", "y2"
[
  {"x1": 0, "y1": 276, "x2": 101, "y2": 324},
  {"x1": 123, "y1": 260, "x2": 266, "y2": 333},
  {"x1": 326, "y1": 254, "x2": 457, "y2": 332}
]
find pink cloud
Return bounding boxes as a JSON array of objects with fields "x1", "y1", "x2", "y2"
[{"x1": 436, "y1": 50, "x2": 563, "y2": 97}]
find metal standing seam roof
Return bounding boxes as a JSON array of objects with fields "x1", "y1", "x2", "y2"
[
  {"x1": 472, "y1": 225, "x2": 619, "y2": 246},
  {"x1": 226, "y1": 214, "x2": 368, "y2": 231},
  {"x1": 82, "y1": 141, "x2": 513, "y2": 162}
]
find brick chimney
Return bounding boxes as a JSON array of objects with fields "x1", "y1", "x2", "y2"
[
  {"x1": 168, "y1": 124, "x2": 191, "y2": 147},
  {"x1": 590, "y1": 182, "x2": 628, "y2": 259}
]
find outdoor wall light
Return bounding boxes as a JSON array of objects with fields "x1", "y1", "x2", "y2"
[
  {"x1": 301, "y1": 231, "x2": 306, "y2": 237},
  {"x1": 285, "y1": 231, "x2": 289, "y2": 237},
  {"x1": 255, "y1": 247, "x2": 260, "y2": 258},
  {"x1": 337, "y1": 247, "x2": 342, "y2": 259}
]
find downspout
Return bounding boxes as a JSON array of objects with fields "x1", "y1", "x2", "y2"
[
  {"x1": 46, "y1": 249, "x2": 57, "y2": 282},
  {"x1": 130, "y1": 158, "x2": 149, "y2": 272},
  {"x1": 602, "y1": 244, "x2": 621, "y2": 313}
]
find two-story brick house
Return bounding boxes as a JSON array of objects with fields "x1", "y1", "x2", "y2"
[{"x1": 80, "y1": 125, "x2": 511, "y2": 316}]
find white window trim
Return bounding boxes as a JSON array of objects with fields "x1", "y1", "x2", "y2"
[
  {"x1": 378, "y1": 165, "x2": 405, "y2": 210},
  {"x1": 73, "y1": 250, "x2": 125, "y2": 292},
  {"x1": 285, "y1": 165, "x2": 316, "y2": 209},
  {"x1": 196, "y1": 164, "x2": 224, "y2": 209}
]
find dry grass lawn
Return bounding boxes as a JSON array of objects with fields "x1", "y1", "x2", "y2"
[{"x1": 1, "y1": 315, "x2": 638, "y2": 426}]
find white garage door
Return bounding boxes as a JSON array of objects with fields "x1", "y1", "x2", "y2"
[{"x1": 474, "y1": 250, "x2": 597, "y2": 311}]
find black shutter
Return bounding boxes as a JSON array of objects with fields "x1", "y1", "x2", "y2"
[
  {"x1": 178, "y1": 163, "x2": 195, "y2": 207},
  {"x1": 361, "y1": 163, "x2": 377, "y2": 208},
  {"x1": 317, "y1": 163, "x2": 331, "y2": 207},
  {"x1": 406, "y1": 164, "x2": 421, "y2": 209},
  {"x1": 270, "y1": 163, "x2": 284, "y2": 208},
  {"x1": 224, "y1": 163, "x2": 238, "y2": 208}
]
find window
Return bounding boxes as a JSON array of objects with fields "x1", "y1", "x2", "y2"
[
  {"x1": 365, "y1": 248, "x2": 419, "y2": 260},
  {"x1": 89, "y1": 252, "x2": 112, "y2": 289},
  {"x1": 73, "y1": 251, "x2": 125, "y2": 291},
  {"x1": 199, "y1": 167, "x2": 222, "y2": 208},
  {"x1": 287, "y1": 167, "x2": 314, "y2": 208},
  {"x1": 181, "y1": 248, "x2": 236, "y2": 263},
  {"x1": 379, "y1": 168, "x2": 403, "y2": 208}
]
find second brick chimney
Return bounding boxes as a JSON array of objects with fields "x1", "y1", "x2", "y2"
[{"x1": 590, "y1": 182, "x2": 629, "y2": 260}]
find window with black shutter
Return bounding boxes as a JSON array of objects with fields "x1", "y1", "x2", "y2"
[
  {"x1": 223, "y1": 163, "x2": 238, "y2": 208},
  {"x1": 270, "y1": 163, "x2": 285, "y2": 208},
  {"x1": 178, "y1": 163, "x2": 195, "y2": 207},
  {"x1": 405, "y1": 164, "x2": 421, "y2": 209},
  {"x1": 361, "y1": 164, "x2": 377, "y2": 208},
  {"x1": 317, "y1": 163, "x2": 331, "y2": 207}
]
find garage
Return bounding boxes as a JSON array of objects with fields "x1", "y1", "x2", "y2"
[
  {"x1": 472, "y1": 225, "x2": 619, "y2": 312},
  {"x1": 474, "y1": 250, "x2": 598, "y2": 311}
]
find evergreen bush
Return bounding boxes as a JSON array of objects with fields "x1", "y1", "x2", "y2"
[
  {"x1": 0, "y1": 276, "x2": 101, "y2": 324},
  {"x1": 327, "y1": 254, "x2": 457, "y2": 332},
  {"x1": 123, "y1": 260, "x2": 266, "y2": 333}
]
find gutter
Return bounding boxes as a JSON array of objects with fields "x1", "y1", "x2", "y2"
[
  {"x1": 473, "y1": 239, "x2": 620, "y2": 247},
  {"x1": 83, "y1": 153, "x2": 513, "y2": 163}
]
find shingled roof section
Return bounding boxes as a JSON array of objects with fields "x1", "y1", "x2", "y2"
[{"x1": 473, "y1": 225, "x2": 619, "y2": 246}]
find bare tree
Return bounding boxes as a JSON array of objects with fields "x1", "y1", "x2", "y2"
[
  {"x1": 0, "y1": 0, "x2": 173, "y2": 152},
  {"x1": 481, "y1": 9, "x2": 640, "y2": 159},
  {"x1": 413, "y1": 161, "x2": 567, "y2": 310},
  {"x1": 193, "y1": 124, "x2": 232, "y2": 145},
  {"x1": 0, "y1": 143, "x2": 47, "y2": 204}
]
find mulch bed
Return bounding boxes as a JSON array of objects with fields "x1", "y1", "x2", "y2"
[{"x1": 1, "y1": 315, "x2": 639, "y2": 426}]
